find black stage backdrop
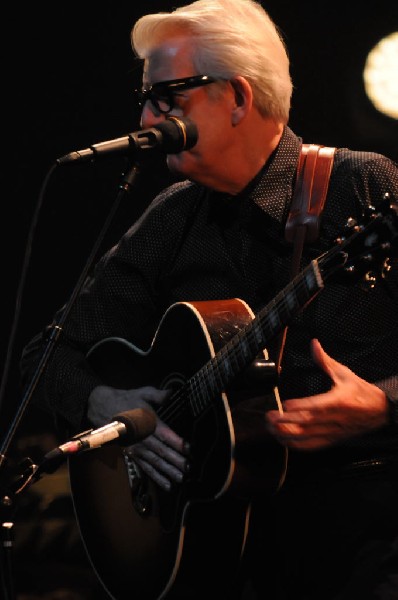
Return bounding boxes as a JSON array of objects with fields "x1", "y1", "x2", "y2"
[{"x1": 1, "y1": 2, "x2": 397, "y2": 598}]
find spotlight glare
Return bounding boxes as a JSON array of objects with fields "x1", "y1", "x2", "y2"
[{"x1": 363, "y1": 32, "x2": 398, "y2": 120}]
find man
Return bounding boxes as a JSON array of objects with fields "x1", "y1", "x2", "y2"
[{"x1": 21, "y1": 0, "x2": 398, "y2": 599}]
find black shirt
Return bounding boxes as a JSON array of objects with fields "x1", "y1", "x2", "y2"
[{"x1": 21, "y1": 125, "x2": 398, "y2": 462}]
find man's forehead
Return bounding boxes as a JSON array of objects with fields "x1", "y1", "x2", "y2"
[{"x1": 143, "y1": 37, "x2": 195, "y2": 83}]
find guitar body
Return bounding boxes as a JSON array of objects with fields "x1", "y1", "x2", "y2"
[
  {"x1": 67, "y1": 199, "x2": 398, "y2": 599},
  {"x1": 68, "y1": 298, "x2": 287, "y2": 600}
]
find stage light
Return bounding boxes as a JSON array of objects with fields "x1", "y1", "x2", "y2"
[{"x1": 363, "y1": 32, "x2": 398, "y2": 120}]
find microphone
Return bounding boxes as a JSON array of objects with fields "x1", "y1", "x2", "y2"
[
  {"x1": 56, "y1": 116, "x2": 198, "y2": 165},
  {"x1": 39, "y1": 408, "x2": 157, "y2": 473}
]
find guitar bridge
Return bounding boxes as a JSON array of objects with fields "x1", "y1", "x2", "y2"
[
  {"x1": 123, "y1": 448, "x2": 142, "y2": 491},
  {"x1": 123, "y1": 448, "x2": 152, "y2": 515}
]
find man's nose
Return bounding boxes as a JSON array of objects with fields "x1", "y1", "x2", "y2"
[{"x1": 140, "y1": 105, "x2": 168, "y2": 129}]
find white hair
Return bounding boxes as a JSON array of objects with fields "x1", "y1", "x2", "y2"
[{"x1": 131, "y1": 0, "x2": 293, "y2": 123}]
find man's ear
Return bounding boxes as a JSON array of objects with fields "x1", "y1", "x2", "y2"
[{"x1": 230, "y1": 76, "x2": 253, "y2": 125}]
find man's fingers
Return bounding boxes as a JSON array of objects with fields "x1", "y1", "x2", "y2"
[
  {"x1": 132, "y1": 445, "x2": 185, "y2": 482},
  {"x1": 155, "y1": 421, "x2": 190, "y2": 454},
  {"x1": 140, "y1": 386, "x2": 170, "y2": 405},
  {"x1": 140, "y1": 434, "x2": 189, "y2": 471},
  {"x1": 133, "y1": 458, "x2": 174, "y2": 492}
]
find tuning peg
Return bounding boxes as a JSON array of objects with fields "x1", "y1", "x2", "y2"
[
  {"x1": 362, "y1": 271, "x2": 377, "y2": 290},
  {"x1": 381, "y1": 258, "x2": 392, "y2": 278}
]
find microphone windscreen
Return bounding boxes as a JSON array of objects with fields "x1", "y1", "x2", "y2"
[
  {"x1": 113, "y1": 407, "x2": 157, "y2": 445},
  {"x1": 157, "y1": 117, "x2": 198, "y2": 153}
]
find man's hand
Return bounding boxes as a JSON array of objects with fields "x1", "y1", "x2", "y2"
[
  {"x1": 88, "y1": 385, "x2": 190, "y2": 491},
  {"x1": 265, "y1": 339, "x2": 389, "y2": 449}
]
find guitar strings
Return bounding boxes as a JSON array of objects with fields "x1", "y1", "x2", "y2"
[{"x1": 157, "y1": 261, "x2": 320, "y2": 428}]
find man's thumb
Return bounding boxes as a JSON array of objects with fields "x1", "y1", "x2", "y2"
[{"x1": 310, "y1": 338, "x2": 337, "y2": 381}]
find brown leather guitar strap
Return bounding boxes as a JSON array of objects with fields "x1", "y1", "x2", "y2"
[{"x1": 276, "y1": 143, "x2": 336, "y2": 372}]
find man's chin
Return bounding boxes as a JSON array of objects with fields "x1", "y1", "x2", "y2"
[
  {"x1": 166, "y1": 153, "x2": 203, "y2": 185},
  {"x1": 166, "y1": 153, "x2": 191, "y2": 178}
]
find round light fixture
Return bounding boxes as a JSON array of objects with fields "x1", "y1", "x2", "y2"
[{"x1": 363, "y1": 31, "x2": 398, "y2": 120}]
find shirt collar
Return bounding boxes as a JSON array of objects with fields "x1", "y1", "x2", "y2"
[{"x1": 251, "y1": 125, "x2": 302, "y2": 223}]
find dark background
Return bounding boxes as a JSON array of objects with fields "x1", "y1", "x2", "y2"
[{"x1": 0, "y1": 1, "x2": 397, "y2": 598}]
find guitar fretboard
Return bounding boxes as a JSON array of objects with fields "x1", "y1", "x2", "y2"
[{"x1": 187, "y1": 259, "x2": 324, "y2": 415}]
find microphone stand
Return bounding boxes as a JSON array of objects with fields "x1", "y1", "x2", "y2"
[{"x1": 0, "y1": 160, "x2": 142, "y2": 600}]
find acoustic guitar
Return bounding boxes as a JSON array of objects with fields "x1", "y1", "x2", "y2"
[{"x1": 68, "y1": 195, "x2": 398, "y2": 600}]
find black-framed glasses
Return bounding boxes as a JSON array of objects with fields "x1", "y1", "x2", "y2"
[{"x1": 134, "y1": 75, "x2": 219, "y2": 114}]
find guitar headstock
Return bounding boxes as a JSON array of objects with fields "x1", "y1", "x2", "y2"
[{"x1": 320, "y1": 192, "x2": 398, "y2": 286}]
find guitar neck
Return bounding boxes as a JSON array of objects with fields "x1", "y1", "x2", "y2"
[{"x1": 189, "y1": 258, "x2": 324, "y2": 414}]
